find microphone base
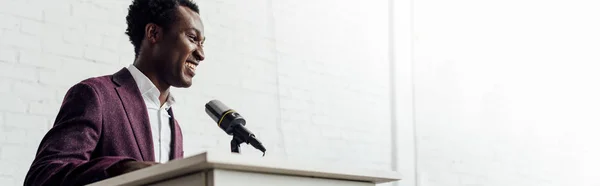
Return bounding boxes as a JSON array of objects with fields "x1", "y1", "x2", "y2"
[
  {"x1": 230, "y1": 136, "x2": 243, "y2": 153},
  {"x1": 230, "y1": 135, "x2": 266, "y2": 156}
]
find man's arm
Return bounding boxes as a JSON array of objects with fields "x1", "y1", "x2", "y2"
[{"x1": 24, "y1": 82, "x2": 137, "y2": 186}]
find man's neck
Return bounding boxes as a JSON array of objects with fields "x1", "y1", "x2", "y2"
[{"x1": 133, "y1": 61, "x2": 170, "y2": 106}]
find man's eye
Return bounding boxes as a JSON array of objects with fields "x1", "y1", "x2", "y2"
[{"x1": 188, "y1": 35, "x2": 198, "y2": 41}]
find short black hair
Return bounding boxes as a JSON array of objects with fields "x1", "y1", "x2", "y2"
[{"x1": 125, "y1": 0, "x2": 199, "y2": 57}]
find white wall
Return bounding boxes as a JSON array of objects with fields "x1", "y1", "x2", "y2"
[
  {"x1": 8, "y1": 0, "x2": 600, "y2": 186},
  {"x1": 0, "y1": 0, "x2": 394, "y2": 185},
  {"x1": 412, "y1": 0, "x2": 600, "y2": 185}
]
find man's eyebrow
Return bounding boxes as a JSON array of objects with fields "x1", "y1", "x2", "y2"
[{"x1": 185, "y1": 27, "x2": 202, "y2": 34}]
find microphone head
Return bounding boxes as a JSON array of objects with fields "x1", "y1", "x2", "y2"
[
  {"x1": 205, "y1": 99, "x2": 228, "y2": 123},
  {"x1": 204, "y1": 99, "x2": 246, "y2": 134}
]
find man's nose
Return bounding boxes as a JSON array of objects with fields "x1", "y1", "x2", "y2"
[{"x1": 193, "y1": 47, "x2": 204, "y2": 62}]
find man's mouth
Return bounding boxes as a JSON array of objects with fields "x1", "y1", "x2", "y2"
[{"x1": 185, "y1": 61, "x2": 197, "y2": 74}]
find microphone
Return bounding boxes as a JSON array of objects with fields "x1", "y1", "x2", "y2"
[{"x1": 205, "y1": 100, "x2": 266, "y2": 155}]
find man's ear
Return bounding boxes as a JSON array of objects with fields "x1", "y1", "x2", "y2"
[{"x1": 145, "y1": 23, "x2": 163, "y2": 44}]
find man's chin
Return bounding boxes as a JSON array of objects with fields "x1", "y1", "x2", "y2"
[
  {"x1": 172, "y1": 81, "x2": 192, "y2": 88},
  {"x1": 168, "y1": 73, "x2": 193, "y2": 88},
  {"x1": 172, "y1": 78, "x2": 193, "y2": 88}
]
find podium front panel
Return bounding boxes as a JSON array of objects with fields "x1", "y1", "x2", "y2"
[
  {"x1": 147, "y1": 172, "x2": 206, "y2": 186},
  {"x1": 209, "y1": 169, "x2": 374, "y2": 186},
  {"x1": 146, "y1": 169, "x2": 375, "y2": 186}
]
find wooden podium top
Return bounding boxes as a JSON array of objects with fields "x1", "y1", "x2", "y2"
[{"x1": 87, "y1": 151, "x2": 402, "y2": 186}]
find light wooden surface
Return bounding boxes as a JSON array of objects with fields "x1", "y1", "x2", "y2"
[{"x1": 86, "y1": 151, "x2": 401, "y2": 186}]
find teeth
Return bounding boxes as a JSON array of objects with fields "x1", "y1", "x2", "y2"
[
  {"x1": 186, "y1": 62, "x2": 196, "y2": 70},
  {"x1": 185, "y1": 62, "x2": 196, "y2": 71}
]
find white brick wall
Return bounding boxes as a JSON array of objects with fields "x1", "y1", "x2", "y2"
[{"x1": 0, "y1": 0, "x2": 394, "y2": 185}]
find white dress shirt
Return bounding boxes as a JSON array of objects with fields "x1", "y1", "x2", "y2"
[{"x1": 127, "y1": 65, "x2": 175, "y2": 163}]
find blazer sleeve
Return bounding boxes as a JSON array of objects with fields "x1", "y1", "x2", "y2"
[{"x1": 24, "y1": 82, "x2": 135, "y2": 186}]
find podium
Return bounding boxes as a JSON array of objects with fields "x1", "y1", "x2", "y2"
[{"x1": 87, "y1": 151, "x2": 401, "y2": 186}]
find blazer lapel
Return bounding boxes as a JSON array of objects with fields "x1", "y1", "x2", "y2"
[{"x1": 112, "y1": 68, "x2": 155, "y2": 162}]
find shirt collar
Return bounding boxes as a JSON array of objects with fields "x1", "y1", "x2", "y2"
[{"x1": 127, "y1": 64, "x2": 176, "y2": 108}]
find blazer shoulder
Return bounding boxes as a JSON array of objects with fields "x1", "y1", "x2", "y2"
[
  {"x1": 59, "y1": 74, "x2": 117, "y2": 103},
  {"x1": 81, "y1": 74, "x2": 114, "y2": 87}
]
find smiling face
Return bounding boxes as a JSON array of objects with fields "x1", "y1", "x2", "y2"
[{"x1": 151, "y1": 6, "x2": 205, "y2": 88}]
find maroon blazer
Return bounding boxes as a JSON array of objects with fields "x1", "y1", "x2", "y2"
[{"x1": 24, "y1": 68, "x2": 184, "y2": 186}]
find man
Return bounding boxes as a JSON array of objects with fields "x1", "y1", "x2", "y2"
[{"x1": 24, "y1": 0, "x2": 205, "y2": 185}]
